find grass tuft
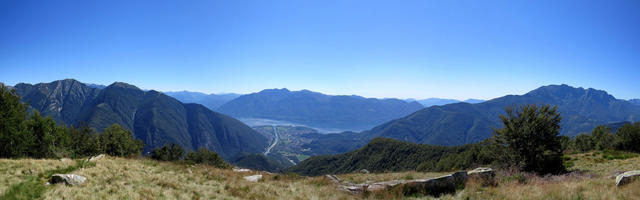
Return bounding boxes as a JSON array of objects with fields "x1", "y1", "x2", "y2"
[{"x1": 1, "y1": 175, "x2": 47, "y2": 200}]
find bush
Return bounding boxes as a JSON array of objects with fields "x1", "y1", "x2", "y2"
[
  {"x1": 97, "y1": 124, "x2": 144, "y2": 157},
  {"x1": 151, "y1": 143, "x2": 184, "y2": 161},
  {"x1": 185, "y1": 148, "x2": 230, "y2": 168},
  {"x1": 616, "y1": 122, "x2": 640, "y2": 153},
  {"x1": 559, "y1": 135, "x2": 572, "y2": 152},
  {"x1": 592, "y1": 126, "x2": 616, "y2": 150},
  {"x1": 492, "y1": 104, "x2": 565, "y2": 174},
  {"x1": 573, "y1": 133, "x2": 594, "y2": 152}
]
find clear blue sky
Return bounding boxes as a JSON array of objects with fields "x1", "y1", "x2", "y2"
[{"x1": 1, "y1": 0, "x2": 638, "y2": 100}]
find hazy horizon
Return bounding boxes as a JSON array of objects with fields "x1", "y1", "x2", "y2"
[{"x1": 6, "y1": 79, "x2": 639, "y2": 102}]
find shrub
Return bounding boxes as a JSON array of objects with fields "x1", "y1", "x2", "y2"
[
  {"x1": 591, "y1": 126, "x2": 616, "y2": 150},
  {"x1": 97, "y1": 124, "x2": 144, "y2": 157},
  {"x1": 151, "y1": 143, "x2": 184, "y2": 161},
  {"x1": 185, "y1": 148, "x2": 230, "y2": 168},
  {"x1": 492, "y1": 104, "x2": 565, "y2": 174},
  {"x1": 616, "y1": 122, "x2": 640, "y2": 153},
  {"x1": 573, "y1": 133, "x2": 594, "y2": 152}
]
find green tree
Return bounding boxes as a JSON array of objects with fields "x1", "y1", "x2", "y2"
[
  {"x1": 98, "y1": 124, "x2": 144, "y2": 157},
  {"x1": 0, "y1": 84, "x2": 29, "y2": 158},
  {"x1": 573, "y1": 133, "x2": 594, "y2": 152},
  {"x1": 185, "y1": 148, "x2": 229, "y2": 168},
  {"x1": 24, "y1": 112, "x2": 57, "y2": 158},
  {"x1": 558, "y1": 135, "x2": 571, "y2": 152},
  {"x1": 591, "y1": 126, "x2": 616, "y2": 150},
  {"x1": 616, "y1": 122, "x2": 640, "y2": 152},
  {"x1": 493, "y1": 104, "x2": 565, "y2": 174},
  {"x1": 68, "y1": 125, "x2": 98, "y2": 157},
  {"x1": 151, "y1": 143, "x2": 184, "y2": 161}
]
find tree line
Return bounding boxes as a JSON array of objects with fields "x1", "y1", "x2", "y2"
[
  {"x1": 0, "y1": 84, "x2": 228, "y2": 168},
  {"x1": 567, "y1": 123, "x2": 640, "y2": 153}
]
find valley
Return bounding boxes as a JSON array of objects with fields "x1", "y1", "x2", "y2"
[
  {"x1": 263, "y1": 126, "x2": 278, "y2": 156},
  {"x1": 253, "y1": 125, "x2": 320, "y2": 165}
]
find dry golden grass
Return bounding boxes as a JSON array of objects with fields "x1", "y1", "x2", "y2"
[
  {"x1": 2, "y1": 152, "x2": 640, "y2": 200},
  {"x1": 41, "y1": 156, "x2": 355, "y2": 200},
  {"x1": 448, "y1": 173, "x2": 640, "y2": 200},
  {"x1": 567, "y1": 151, "x2": 640, "y2": 176},
  {"x1": 0, "y1": 158, "x2": 75, "y2": 195}
]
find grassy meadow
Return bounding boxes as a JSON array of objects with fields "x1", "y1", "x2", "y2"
[{"x1": 0, "y1": 151, "x2": 639, "y2": 200}]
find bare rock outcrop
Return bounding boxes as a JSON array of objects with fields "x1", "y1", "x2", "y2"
[
  {"x1": 335, "y1": 171, "x2": 470, "y2": 196},
  {"x1": 243, "y1": 175, "x2": 262, "y2": 182},
  {"x1": 616, "y1": 170, "x2": 640, "y2": 187},
  {"x1": 332, "y1": 168, "x2": 496, "y2": 196},
  {"x1": 468, "y1": 167, "x2": 495, "y2": 185},
  {"x1": 50, "y1": 174, "x2": 87, "y2": 185},
  {"x1": 88, "y1": 154, "x2": 105, "y2": 162},
  {"x1": 233, "y1": 168, "x2": 252, "y2": 172}
]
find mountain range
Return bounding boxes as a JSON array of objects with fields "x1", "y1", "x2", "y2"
[
  {"x1": 302, "y1": 84, "x2": 640, "y2": 155},
  {"x1": 164, "y1": 91, "x2": 240, "y2": 111},
  {"x1": 216, "y1": 88, "x2": 425, "y2": 131},
  {"x1": 13, "y1": 79, "x2": 268, "y2": 160},
  {"x1": 10, "y1": 80, "x2": 639, "y2": 167},
  {"x1": 408, "y1": 98, "x2": 485, "y2": 107}
]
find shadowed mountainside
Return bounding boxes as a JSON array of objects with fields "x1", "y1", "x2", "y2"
[
  {"x1": 13, "y1": 79, "x2": 268, "y2": 160},
  {"x1": 303, "y1": 84, "x2": 640, "y2": 155}
]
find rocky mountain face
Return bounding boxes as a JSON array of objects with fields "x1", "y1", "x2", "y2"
[{"x1": 14, "y1": 79, "x2": 268, "y2": 160}]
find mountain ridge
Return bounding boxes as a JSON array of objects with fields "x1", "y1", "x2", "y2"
[
  {"x1": 302, "y1": 84, "x2": 640, "y2": 155},
  {"x1": 217, "y1": 88, "x2": 425, "y2": 131},
  {"x1": 14, "y1": 79, "x2": 269, "y2": 160}
]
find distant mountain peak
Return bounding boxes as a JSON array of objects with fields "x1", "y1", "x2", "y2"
[
  {"x1": 217, "y1": 88, "x2": 425, "y2": 130},
  {"x1": 108, "y1": 82, "x2": 140, "y2": 90},
  {"x1": 260, "y1": 88, "x2": 290, "y2": 93},
  {"x1": 527, "y1": 84, "x2": 617, "y2": 101},
  {"x1": 86, "y1": 83, "x2": 107, "y2": 89}
]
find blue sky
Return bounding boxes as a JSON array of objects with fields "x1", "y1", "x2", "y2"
[{"x1": 1, "y1": 0, "x2": 638, "y2": 100}]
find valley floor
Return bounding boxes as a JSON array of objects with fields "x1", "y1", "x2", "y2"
[{"x1": 0, "y1": 152, "x2": 639, "y2": 199}]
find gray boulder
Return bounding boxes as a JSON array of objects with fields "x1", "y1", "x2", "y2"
[
  {"x1": 88, "y1": 154, "x2": 105, "y2": 162},
  {"x1": 399, "y1": 172, "x2": 468, "y2": 196},
  {"x1": 616, "y1": 170, "x2": 640, "y2": 187},
  {"x1": 50, "y1": 174, "x2": 87, "y2": 185},
  {"x1": 468, "y1": 167, "x2": 495, "y2": 185},
  {"x1": 339, "y1": 185, "x2": 366, "y2": 195},
  {"x1": 243, "y1": 175, "x2": 262, "y2": 182},
  {"x1": 359, "y1": 169, "x2": 370, "y2": 174},
  {"x1": 366, "y1": 180, "x2": 407, "y2": 192},
  {"x1": 325, "y1": 174, "x2": 341, "y2": 183}
]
